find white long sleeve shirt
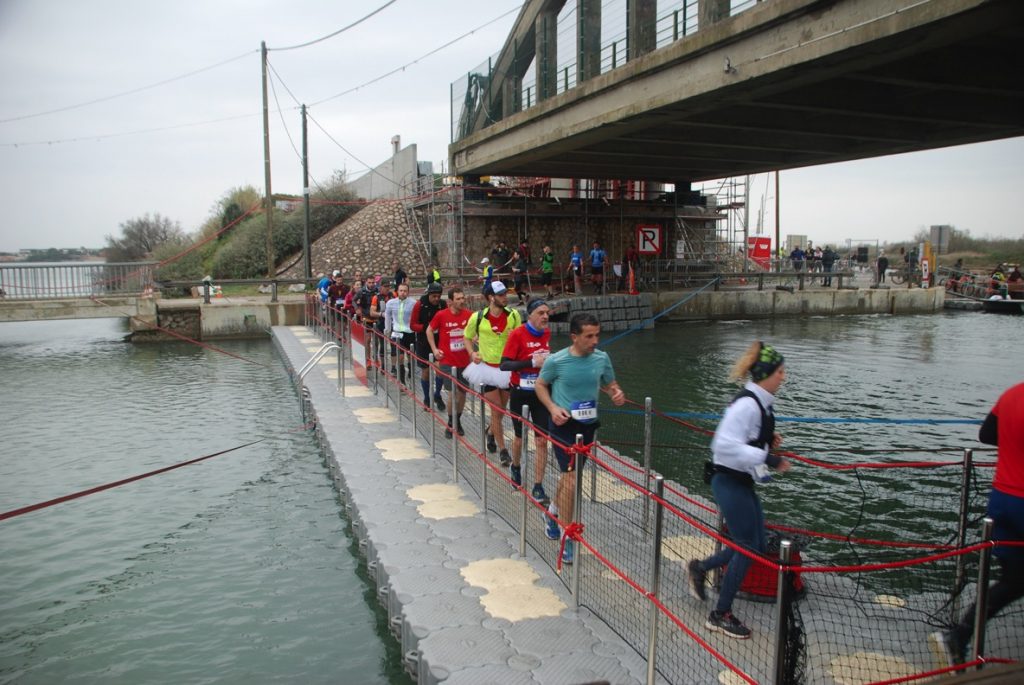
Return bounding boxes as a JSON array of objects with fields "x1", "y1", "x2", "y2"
[
  {"x1": 710, "y1": 381, "x2": 776, "y2": 480},
  {"x1": 384, "y1": 296, "x2": 413, "y2": 337}
]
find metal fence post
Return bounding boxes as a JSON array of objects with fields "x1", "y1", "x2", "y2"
[
  {"x1": 646, "y1": 476, "x2": 665, "y2": 685},
  {"x1": 271, "y1": 281, "x2": 278, "y2": 303},
  {"x1": 410, "y1": 349, "x2": 418, "y2": 437},
  {"x1": 479, "y1": 385, "x2": 487, "y2": 457},
  {"x1": 773, "y1": 540, "x2": 793, "y2": 685},
  {"x1": 642, "y1": 396, "x2": 653, "y2": 533},
  {"x1": 952, "y1": 447, "x2": 974, "y2": 623},
  {"x1": 711, "y1": 513, "x2": 726, "y2": 590},
  {"x1": 452, "y1": 397, "x2": 459, "y2": 483},
  {"x1": 395, "y1": 343, "x2": 401, "y2": 421},
  {"x1": 429, "y1": 355, "x2": 436, "y2": 457},
  {"x1": 520, "y1": 403, "x2": 530, "y2": 557},
  {"x1": 971, "y1": 517, "x2": 995, "y2": 668},
  {"x1": 572, "y1": 433, "x2": 584, "y2": 607}
]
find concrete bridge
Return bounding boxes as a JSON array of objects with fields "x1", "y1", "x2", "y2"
[{"x1": 450, "y1": 0, "x2": 1024, "y2": 182}]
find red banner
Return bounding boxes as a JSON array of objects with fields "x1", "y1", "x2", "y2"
[{"x1": 747, "y1": 237, "x2": 772, "y2": 269}]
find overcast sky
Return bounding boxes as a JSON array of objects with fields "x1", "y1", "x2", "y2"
[{"x1": 1, "y1": 0, "x2": 1021, "y2": 254}]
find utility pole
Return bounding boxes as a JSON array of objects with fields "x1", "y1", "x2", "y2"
[
  {"x1": 261, "y1": 41, "x2": 274, "y2": 277},
  {"x1": 301, "y1": 105, "x2": 312, "y2": 280}
]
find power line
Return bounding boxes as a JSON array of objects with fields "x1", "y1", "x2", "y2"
[
  {"x1": 0, "y1": 112, "x2": 260, "y2": 148},
  {"x1": 309, "y1": 4, "x2": 521, "y2": 108},
  {"x1": 306, "y1": 111, "x2": 399, "y2": 189},
  {"x1": 0, "y1": 50, "x2": 257, "y2": 125},
  {"x1": 268, "y1": 0, "x2": 399, "y2": 52}
]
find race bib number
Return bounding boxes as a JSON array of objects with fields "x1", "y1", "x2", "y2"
[
  {"x1": 449, "y1": 331, "x2": 465, "y2": 351},
  {"x1": 519, "y1": 373, "x2": 538, "y2": 390},
  {"x1": 570, "y1": 400, "x2": 597, "y2": 423}
]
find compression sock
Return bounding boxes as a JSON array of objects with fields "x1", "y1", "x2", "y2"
[
  {"x1": 420, "y1": 379, "x2": 430, "y2": 405},
  {"x1": 434, "y1": 377, "x2": 444, "y2": 395}
]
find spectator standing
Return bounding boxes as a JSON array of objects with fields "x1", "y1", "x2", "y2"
[
  {"x1": 876, "y1": 250, "x2": 889, "y2": 284},
  {"x1": 540, "y1": 245, "x2": 556, "y2": 298},
  {"x1": 393, "y1": 261, "x2": 407, "y2": 290},
  {"x1": 821, "y1": 246, "x2": 837, "y2": 287},
  {"x1": 480, "y1": 257, "x2": 495, "y2": 295},
  {"x1": 589, "y1": 241, "x2": 607, "y2": 294},
  {"x1": 512, "y1": 250, "x2": 529, "y2": 304},
  {"x1": 790, "y1": 246, "x2": 806, "y2": 272},
  {"x1": 568, "y1": 245, "x2": 584, "y2": 294}
]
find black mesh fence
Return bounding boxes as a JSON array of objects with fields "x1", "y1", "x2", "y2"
[{"x1": 306, "y1": 306, "x2": 1023, "y2": 684}]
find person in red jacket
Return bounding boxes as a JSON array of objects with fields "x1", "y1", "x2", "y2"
[{"x1": 932, "y1": 382, "x2": 1024, "y2": 666}]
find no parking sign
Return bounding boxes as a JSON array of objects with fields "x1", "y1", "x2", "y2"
[{"x1": 637, "y1": 225, "x2": 662, "y2": 255}]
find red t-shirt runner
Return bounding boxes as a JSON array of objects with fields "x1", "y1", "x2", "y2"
[
  {"x1": 991, "y1": 382, "x2": 1024, "y2": 498},
  {"x1": 501, "y1": 324, "x2": 551, "y2": 389},
  {"x1": 428, "y1": 308, "x2": 472, "y2": 368}
]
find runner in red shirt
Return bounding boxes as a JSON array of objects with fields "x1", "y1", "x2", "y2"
[
  {"x1": 427, "y1": 287, "x2": 472, "y2": 438},
  {"x1": 500, "y1": 299, "x2": 552, "y2": 504},
  {"x1": 932, "y1": 382, "x2": 1024, "y2": 666}
]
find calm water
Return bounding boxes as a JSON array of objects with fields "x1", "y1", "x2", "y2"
[
  {"x1": 595, "y1": 309, "x2": 1024, "y2": 584},
  {"x1": 0, "y1": 319, "x2": 403, "y2": 684}
]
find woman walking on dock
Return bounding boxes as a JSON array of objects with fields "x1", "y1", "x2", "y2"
[{"x1": 688, "y1": 341, "x2": 792, "y2": 639}]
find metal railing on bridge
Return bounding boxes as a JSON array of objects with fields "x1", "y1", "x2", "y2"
[{"x1": 0, "y1": 262, "x2": 157, "y2": 300}]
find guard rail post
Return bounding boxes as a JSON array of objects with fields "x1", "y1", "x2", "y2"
[
  {"x1": 773, "y1": 540, "x2": 794, "y2": 685},
  {"x1": 642, "y1": 397, "x2": 653, "y2": 533},
  {"x1": 410, "y1": 349, "x2": 418, "y2": 437},
  {"x1": 395, "y1": 344, "x2": 402, "y2": 422},
  {"x1": 271, "y1": 281, "x2": 278, "y2": 303},
  {"x1": 451, "y1": 394, "x2": 459, "y2": 483},
  {"x1": 203, "y1": 281, "x2": 211, "y2": 304},
  {"x1": 429, "y1": 355, "x2": 436, "y2": 456},
  {"x1": 952, "y1": 448, "x2": 974, "y2": 622},
  {"x1": 645, "y1": 475, "x2": 665, "y2": 685},
  {"x1": 712, "y1": 513, "x2": 725, "y2": 590},
  {"x1": 971, "y1": 517, "x2": 995, "y2": 669},
  {"x1": 479, "y1": 385, "x2": 487, "y2": 461},
  {"x1": 571, "y1": 433, "x2": 584, "y2": 607},
  {"x1": 520, "y1": 403, "x2": 530, "y2": 557}
]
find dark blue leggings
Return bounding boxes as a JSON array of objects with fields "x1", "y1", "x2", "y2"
[{"x1": 700, "y1": 473, "x2": 767, "y2": 613}]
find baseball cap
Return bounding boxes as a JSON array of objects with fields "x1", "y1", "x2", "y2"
[
  {"x1": 332, "y1": 270, "x2": 341, "y2": 277},
  {"x1": 481, "y1": 257, "x2": 490, "y2": 264},
  {"x1": 487, "y1": 281, "x2": 507, "y2": 296}
]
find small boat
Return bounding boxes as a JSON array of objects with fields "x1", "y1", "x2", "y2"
[{"x1": 982, "y1": 298, "x2": 1024, "y2": 315}]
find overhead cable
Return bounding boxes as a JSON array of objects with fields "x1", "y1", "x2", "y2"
[
  {"x1": 0, "y1": 112, "x2": 260, "y2": 147},
  {"x1": 268, "y1": 0, "x2": 399, "y2": 52},
  {"x1": 0, "y1": 50, "x2": 257, "y2": 124},
  {"x1": 309, "y1": 4, "x2": 521, "y2": 107}
]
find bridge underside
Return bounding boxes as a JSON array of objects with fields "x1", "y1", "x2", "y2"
[{"x1": 451, "y1": 0, "x2": 1024, "y2": 182}]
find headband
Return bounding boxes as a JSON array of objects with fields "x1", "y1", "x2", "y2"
[{"x1": 749, "y1": 342, "x2": 784, "y2": 381}]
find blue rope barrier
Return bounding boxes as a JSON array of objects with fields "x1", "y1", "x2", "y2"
[{"x1": 600, "y1": 407, "x2": 982, "y2": 425}]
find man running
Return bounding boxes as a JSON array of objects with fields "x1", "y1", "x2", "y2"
[
  {"x1": 500, "y1": 299, "x2": 552, "y2": 505},
  {"x1": 464, "y1": 281, "x2": 521, "y2": 467},
  {"x1": 536, "y1": 312, "x2": 625, "y2": 565},
  {"x1": 410, "y1": 282, "x2": 446, "y2": 411},
  {"x1": 427, "y1": 287, "x2": 472, "y2": 438},
  {"x1": 383, "y1": 283, "x2": 415, "y2": 384}
]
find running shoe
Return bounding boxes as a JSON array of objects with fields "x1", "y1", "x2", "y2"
[
  {"x1": 705, "y1": 611, "x2": 751, "y2": 639},
  {"x1": 486, "y1": 433, "x2": 497, "y2": 453},
  {"x1": 531, "y1": 483, "x2": 549, "y2": 506},
  {"x1": 687, "y1": 560, "x2": 707, "y2": 601},
  {"x1": 929, "y1": 630, "x2": 963, "y2": 668},
  {"x1": 561, "y1": 540, "x2": 574, "y2": 565},
  {"x1": 433, "y1": 394, "x2": 446, "y2": 412},
  {"x1": 499, "y1": 449, "x2": 511, "y2": 467},
  {"x1": 544, "y1": 513, "x2": 560, "y2": 540},
  {"x1": 510, "y1": 465, "x2": 522, "y2": 487}
]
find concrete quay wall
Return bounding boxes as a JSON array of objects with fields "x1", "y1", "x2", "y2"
[
  {"x1": 654, "y1": 286, "x2": 945, "y2": 321},
  {"x1": 130, "y1": 296, "x2": 305, "y2": 341}
]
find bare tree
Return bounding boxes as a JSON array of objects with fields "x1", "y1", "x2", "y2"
[{"x1": 105, "y1": 213, "x2": 183, "y2": 262}]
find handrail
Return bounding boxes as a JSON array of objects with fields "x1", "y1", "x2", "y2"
[{"x1": 296, "y1": 342, "x2": 341, "y2": 381}]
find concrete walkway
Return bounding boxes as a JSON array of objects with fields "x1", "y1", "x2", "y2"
[{"x1": 273, "y1": 325, "x2": 654, "y2": 685}]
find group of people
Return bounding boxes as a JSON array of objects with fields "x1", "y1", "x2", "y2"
[
  {"x1": 409, "y1": 280, "x2": 626, "y2": 566},
  {"x1": 789, "y1": 245, "x2": 839, "y2": 285},
  {"x1": 320, "y1": 262, "x2": 1022, "y2": 657},
  {"x1": 480, "y1": 240, "x2": 618, "y2": 300}
]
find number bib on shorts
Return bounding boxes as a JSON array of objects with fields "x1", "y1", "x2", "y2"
[
  {"x1": 518, "y1": 373, "x2": 538, "y2": 390},
  {"x1": 570, "y1": 400, "x2": 597, "y2": 423}
]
